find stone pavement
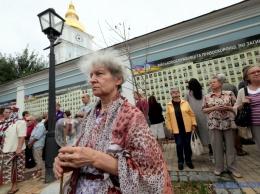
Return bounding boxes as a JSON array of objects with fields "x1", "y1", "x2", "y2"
[
  {"x1": 0, "y1": 142, "x2": 259, "y2": 194},
  {"x1": 164, "y1": 141, "x2": 260, "y2": 194}
]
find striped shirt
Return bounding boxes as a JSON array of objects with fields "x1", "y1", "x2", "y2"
[{"x1": 249, "y1": 89, "x2": 260, "y2": 125}]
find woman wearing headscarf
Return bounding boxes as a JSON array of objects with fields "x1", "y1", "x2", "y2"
[
  {"x1": 53, "y1": 49, "x2": 173, "y2": 194},
  {"x1": 0, "y1": 108, "x2": 26, "y2": 194}
]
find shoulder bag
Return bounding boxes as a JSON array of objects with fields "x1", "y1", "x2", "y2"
[{"x1": 235, "y1": 87, "x2": 252, "y2": 139}]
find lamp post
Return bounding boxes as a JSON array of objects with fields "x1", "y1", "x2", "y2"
[{"x1": 37, "y1": 8, "x2": 65, "y2": 183}]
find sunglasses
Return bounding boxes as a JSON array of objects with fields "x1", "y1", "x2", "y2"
[{"x1": 26, "y1": 120, "x2": 33, "y2": 122}]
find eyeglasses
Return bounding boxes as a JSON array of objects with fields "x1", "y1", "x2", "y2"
[
  {"x1": 248, "y1": 70, "x2": 260, "y2": 75},
  {"x1": 172, "y1": 91, "x2": 180, "y2": 93},
  {"x1": 81, "y1": 97, "x2": 85, "y2": 98},
  {"x1": 3, "y1": 112, "x2": 11, "y2": 114}
]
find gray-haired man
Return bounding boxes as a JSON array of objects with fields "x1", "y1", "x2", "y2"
[{"x1": 75, "y1": 93, "x2": 93, "y2": 121}]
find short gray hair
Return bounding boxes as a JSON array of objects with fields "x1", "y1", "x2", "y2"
[
  {"x1": 82, "y1": 93, "x2": 90, "y2": 98},
  {"x1": 34, "y1": 115, "x2": 42, "y2": 122},
  {"x1": 211, "y1": 75, "x2": 223, "y2": 83},
  {"x1": 217, "y1": 73, "x2": 226, "y2": 84},
  {"x1": 170, "y1": 88, "x2": 179, "y2": 93},
  {"x1": 79, "y1": 49, "x2": 129, "y2": 86}
]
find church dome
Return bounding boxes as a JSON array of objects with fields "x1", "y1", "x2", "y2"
[{"x1": 65, "y1": 2, "x2": 86, "y2": 32}]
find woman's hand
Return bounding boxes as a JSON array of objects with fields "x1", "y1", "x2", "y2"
[
  {"x1": 218, "y1": 105, "x2": 233, "y2": 111},
  {"x1": 53, "y1": 156, "x2": 73, "y2": 179},
  {"x1": 27, "y1": 142, "x2": 33, "y2": 149},
  {"x1": 15, "y1": 148, "x2": 22, "y2": 156},
  {"x1": 213, "y1": 105, "x2": 232, "y2": 111},
  {"x1": 57, "y1": 147, "x2": 97, "y2": 169},
  {"x1": 191, "y1": 125, "x2": 196, "y2": 131},
  {"x1": 211, "y1": 105, "x2": 222, "y2": 111},
  {"x1": 242, "y1": 96, "x2": 251, "y2": 104},
  {"x1": 54, "y1": 147, "x2": 119, "y2": 176}
]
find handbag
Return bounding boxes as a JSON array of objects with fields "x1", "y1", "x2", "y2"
[
  {"x1": 235, "y1": 87, "x2": 251, "y2": 127},
  {"x1": 237, "y1": 126, "x2": 252, "y2": 139},
  {"x1": 190, "y1": 130, "x2": 203, "y2": 156}
]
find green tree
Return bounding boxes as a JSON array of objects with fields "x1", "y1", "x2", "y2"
[
  {"x1": 0, "y1": 54, "x2": 18, "y2": 84},
  {"x1": 0, "y1": 46, "x2": 48, "y2": 84}
]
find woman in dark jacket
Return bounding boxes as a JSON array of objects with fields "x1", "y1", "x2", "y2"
[{"x1": 148, "y1": 95, "x2": 165, "y2": 150}]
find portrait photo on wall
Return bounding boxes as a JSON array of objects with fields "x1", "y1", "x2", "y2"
[
  {"x1": 240, "y1": 53, "x2": 245, "y2": 59},
  {"x1": 247, "y1": 52, "x2": 252, "y2": 57}
]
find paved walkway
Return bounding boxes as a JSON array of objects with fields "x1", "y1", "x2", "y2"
[
  {"x1": 0, "y1": 142, "x2": 259, "y2": 194},
  {"x1": 164, "y1": 141, "x2": 260, "y2": 194}
]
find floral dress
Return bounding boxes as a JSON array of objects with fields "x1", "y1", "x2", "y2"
[{"x1": 202, "y1": 91, "x2": 237, "y2": 130}]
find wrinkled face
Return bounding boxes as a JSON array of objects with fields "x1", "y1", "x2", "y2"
[
  {"x1": 3, "y1": 109, "x2": 11, "y2": 119},
  {"x1": 171, "y1": 90, "x2": 180, "y2": 98},
  {"x1": 210, "y1": 78, "x2": 222, "y2": 90},
  {"x1": 89, "y1": 65, "x2": 122, "y2": 98},
  {"x1": 246, "y1": 66, "x2": 260, "y2": 83},
  {"x1": 81, "y1": 95, "x2": 90, "y2": 104}
]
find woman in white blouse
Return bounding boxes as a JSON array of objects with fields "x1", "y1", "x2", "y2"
[{"x1": 0, "y1": 108, "x2": 26, "y2": 194}]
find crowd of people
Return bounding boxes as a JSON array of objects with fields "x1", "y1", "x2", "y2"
[
  {"x1": 0, "y1": 93, "x2": 94, "y2": 193},
  {"x1": 0, "y1": 48, "x2": 259, "y2": 193}
]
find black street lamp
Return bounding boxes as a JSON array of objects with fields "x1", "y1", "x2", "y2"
[{"x1": 37, "y1": 8, "x2": 65, "y2": 183}]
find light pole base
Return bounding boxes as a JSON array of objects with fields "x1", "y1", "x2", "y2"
[
  {"x1": 45, "y1": 131, "x2": 59, "y2": 183},
  {"x1": 45, "y1": 168, "x2": 57, "y2": 183}
]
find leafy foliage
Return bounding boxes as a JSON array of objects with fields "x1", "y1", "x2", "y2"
[{"x1": 0, "y1": 46, "x2": 48, "y2": 84}]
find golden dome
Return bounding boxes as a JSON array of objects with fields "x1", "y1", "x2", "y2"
[{"x1": 65, "y1": 2, "x2": 86, "y2": 32}]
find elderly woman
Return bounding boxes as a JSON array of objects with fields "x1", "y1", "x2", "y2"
[
  {"x1": 166, "y1": 88, "x2": 197, "y2": 171},
  {"x1": 235, "y1": 65, "x2": 260, "y2": 151},
  {"x1": 202, "y1": 76, "x2": 241, "y2": 178},
  {"x1": 0, "y1": 108, "x2": 26, "y2": 194},
  {"x1": 28, "y1": 115, "x2": 46, "y2": 179},
  {"x1": 53, "y1": 49, "x2": 172, "y2": 194}
]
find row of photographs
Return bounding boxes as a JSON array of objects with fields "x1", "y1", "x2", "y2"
[
  {"x1": 134, "y1": 49, "x2": 260, "y2": 108},
  {"x1": 25, "y1": 48, "x2": 260, "y2": 113},
  {"x1": 24, "y1": 89, "x2": 97, "y2": 116},
  {"x1": 136, "y1": 50, "x2": 259, "y2": 81},
  {"x1": 137, "y1": 59, "x2": 258, "y2": 83}
]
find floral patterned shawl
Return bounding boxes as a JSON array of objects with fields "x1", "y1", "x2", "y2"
[{"x1": 65, "y1": 94, "x2": 173, "y2": 194}]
